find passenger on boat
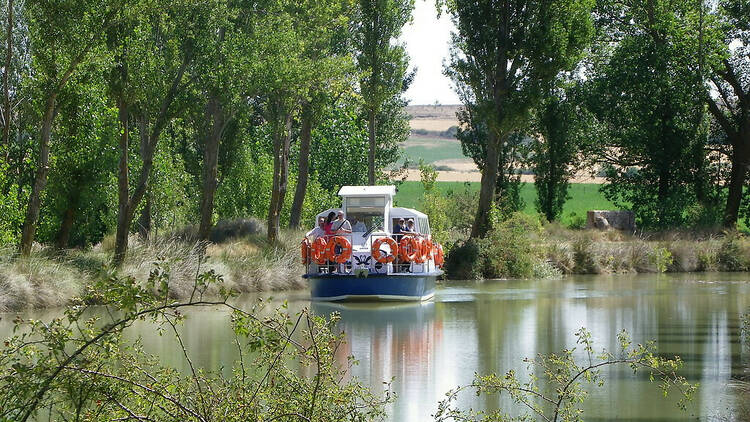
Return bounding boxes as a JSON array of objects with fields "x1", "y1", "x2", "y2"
[
  {"x1": 306, "y1": 217, "x2": 326, "y2": 240},
  {"x1": 350, "y1": 215, "x2": 367, "y2": 232},
  {"x1": 404, "y1": 219, "x2": 418, "y2": 234},
  {"x1": 393, "y1": 218, "x2": 406, "y2": 242},
  {"x1": 332, "y1": 211, "x2": 352, "y2": 234},
  {"x1": 324, "y1": 212, "x2": 336, "y2": 236}
]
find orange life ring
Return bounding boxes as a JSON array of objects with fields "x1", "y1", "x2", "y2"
[
  {"x1": 325, "y1": 236, "x2": 352, "y2": 264},
  {"x1": 434, "y1": 243, "x2": 444, "y2": 267},
  {"x1": 421, "y1": 239, "x2": 433, "y2": 263},
  {"x1": 413, "y1": 237, "x2": 428, "y2": 263},
  {"x1": 372, "y1": 237, "x2": 398, "y2": 263},
  {"x1": 311, "y1": 237, "x2": 328, "y2": 265},
  {"x1": 399, "y1": 236, "x2": 420, "y2": 262},
  {"x1": 301, "y1": 238, "x2": 311, "y2": 264}
]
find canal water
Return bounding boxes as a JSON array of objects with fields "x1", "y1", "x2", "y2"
[{"x1": 2, "y1": 273, "x2": 749, "y2": 421}]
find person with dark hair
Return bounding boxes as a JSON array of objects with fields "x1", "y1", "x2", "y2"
[
  {"x1": 393, "y1": 218, "x2": 406, "y2": 242},
  {"x1": 324, "y1": 212, "x2": 336, "y2": 236}
]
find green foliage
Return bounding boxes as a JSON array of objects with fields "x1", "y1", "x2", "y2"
[
  {"x1": 445, "y1": 213, "x2": 550, "y2": 279},
  {"x1": 649, "y1": 247, "x2": 674, "y2": 273},
  {"x1": 588, "y1": 0, "x2": 712, "y2": 229},
  {"x1": 440, "y1": 0, "x2": 595, "y2": 235},
  {"x1": 533, "y1": 93, "x2": 588, "y2": 222},
  {"x1": 419, "y1": 159, "x2": 438, "y2": 192},
  {"x1": 434, "y1": 328, "x2": 697, "y2": 421},
  {"x1": 717, "y1": 233, "x2": 748, "y2": 271},
  {"x1": 421, "y1": 190, "x2": 451, "y2": 246},
  {"x1": 0, "y1": 266, "x2": 392, "y2": 421}
]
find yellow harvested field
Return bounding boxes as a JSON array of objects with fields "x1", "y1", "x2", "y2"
[
  {"x1": 403, "y1": 168, "x2": 607, "y2": 184},
  {"x1": 407, "y1": 104, "x2": 461, "y2": 132}
]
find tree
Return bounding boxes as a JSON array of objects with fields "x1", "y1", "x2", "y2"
[
  {"x1": 588, "y1": 0, "x2": 710, "y2": 229},
  {"x1": 19, "y1": 0, "x2": 129, "y2": 255},
  {"x1": 439, "y1": 0, "x2": 595, "y2": 238},
  {"x1": 706, "y1": 0, "x2": 750, "y2": 228},
  {"x1": 288, "y1": 0, "x2": 354, "y2": 229},
  {"x1": 532, "y1": 92, "x2": 588, "y2": 222},
  {"x1": 110, "y1": 0, "x2": 204, "y2": 265},
  {"x1": 353, "y1": 0, "x2": 413, "y2": 185}
]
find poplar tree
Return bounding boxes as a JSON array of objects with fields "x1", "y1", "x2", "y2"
[
  {"x1": 439, "y1": 0, "x2": 595, "y2": 238},
  {"x1": 354, "y1": 0, "x2": 413, "y2": 185}
]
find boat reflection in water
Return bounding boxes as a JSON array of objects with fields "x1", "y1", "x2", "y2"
[{"x1": 312, "y1": 301, "x2": 442, "y2": 420}]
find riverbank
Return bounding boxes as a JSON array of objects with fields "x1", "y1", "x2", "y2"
[
  {"x1": 0, "y1": 222, "x2": 306, "y2": 312},
  {"x1": 3, "y1": 215, "x2": 750, "y2": 311}
]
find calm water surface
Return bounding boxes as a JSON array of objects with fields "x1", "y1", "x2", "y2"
[{"x1": 3, "y1": 273, "x2": 750, "y2": 421}]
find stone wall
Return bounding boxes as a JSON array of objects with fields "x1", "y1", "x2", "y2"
[{"x1": 586, "y1": 210, "x2": 636, "y2": 232}]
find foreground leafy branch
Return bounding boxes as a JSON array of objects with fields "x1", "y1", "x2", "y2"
[
  {"x1": 0, "y1": 262, "x2": 392, "y2": 421},
  {"x1": 434, "y1": 328, "x2": 698, "y2": 422}
]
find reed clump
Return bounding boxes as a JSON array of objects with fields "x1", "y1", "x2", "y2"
[{"x1": 0, "y1": 218, "x2": 306, "y2": 310}]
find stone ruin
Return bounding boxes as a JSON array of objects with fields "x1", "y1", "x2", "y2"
[{"x1": 586, "y1": 210, "x2": 636, "y2": 232}]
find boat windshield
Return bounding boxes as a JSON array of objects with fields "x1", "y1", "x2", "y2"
[{"x1": 345, "y1": 196, "x2": 385, "y2": 233}]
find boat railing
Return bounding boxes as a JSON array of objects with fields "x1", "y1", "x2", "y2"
[{"x1": 303, "y1": 231, "x2": 435, "y2": 275}]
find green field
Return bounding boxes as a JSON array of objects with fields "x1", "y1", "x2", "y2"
[
  {"x1": 394, "y1": 181, "x2": 618, "y2": 225},
  {"x1": 400, "y1": 136, "x2": 465, "y2": 166}
]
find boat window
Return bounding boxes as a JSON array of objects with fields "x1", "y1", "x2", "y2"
[{"x1": 347, "y1": 197, "x2": 385, "y2": 207}]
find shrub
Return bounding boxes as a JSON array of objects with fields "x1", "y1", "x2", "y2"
[
  {"x1": 717, "y1": 234, "x2": 747, "y2": 271},
  {"x1": 445, "y1": 213, "x2": 549, "y2": 279},
  {"x1": 566, "y1": 212, "x2": 587, "y2": 230},
  {"x1": 573, "y1": 235, "x2": 599, "y2": 274},
  {"x1": 444, "y1": 238, "x2": 483, "y2": 280},
  {"x1": 649, "y1": 247, "x2": 673, "y2": 273}
]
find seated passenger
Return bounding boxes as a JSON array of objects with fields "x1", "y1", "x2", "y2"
[
  {"x1": 392, "y1": 218, "x2": 405, "y2": 242},
  {"x1": 350, "y1": 215, "x2": 367, "y2": 232},
  {"x1": 405, "y1": 218, "x2": 418, "y2": 234},
  {"x1": 332, "y1": 210, "x2": 352, "y2": 234},
  {"x1": 306, "y1": 217, "x2": 326, "y2": 240}
]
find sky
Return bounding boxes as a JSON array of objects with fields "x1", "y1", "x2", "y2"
[{"x1": 400, "y1": 0, "x2": 461, "y2": 105}]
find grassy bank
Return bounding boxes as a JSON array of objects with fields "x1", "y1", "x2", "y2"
[
  {"x1": 443, "y1": 212, "x2": 750, "y2": 280},
  {"x1": 0, "y1": 220, "x2": 306, "y2": 312},
  {"x1": 395, "y1": 181, "x2": 617, "y2": 226}
]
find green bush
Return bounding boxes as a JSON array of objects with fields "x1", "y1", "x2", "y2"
[
  {"x1": 566, "y1": 211, "x2": 587, "y2": 230},
  {"x1": 444, "y1": 238, "x2": 483, "y2": 280},
  {"x1": 445, "y1": 213, "x2": 549, "y2": 279},
  {"x1": 717, "y1": 234, "x2": 747, "y2": 271}
]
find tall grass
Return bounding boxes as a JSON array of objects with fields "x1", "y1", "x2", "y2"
[{"x1": 0, "y1": 218, "x2": 307, "y2": 311}]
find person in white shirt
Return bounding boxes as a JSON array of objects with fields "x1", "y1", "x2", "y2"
[
  {"x1": 350, "y1": 215, "x2": 367, "y2": 232},
  {"x1": 306, "y1": 217, "x2": 326, "y2": 240},
  {"x1": 332, "y1": 211, "x2": 352, "y2": 234}
]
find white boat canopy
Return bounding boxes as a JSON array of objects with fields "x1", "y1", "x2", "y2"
[{"x1": 338, "y1": 185, "x2": 396, "y2": 198}]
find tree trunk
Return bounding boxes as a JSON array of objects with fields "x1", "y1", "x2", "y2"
[
  {"x1": 198, "y1": 96, "x2": 224, "y2": 240},
  {"x1": 471, "y1": 131, "x2": 500, "y2": 238},
  {"x1": 724, "y1": 135, "x2": 749, "y2": 228},
  {"x1": 113, "y1": 100, "x2": 130, "y2": 265},
  {"x1": 2, "y1": 0, "x2": 13, "y2": 156},
  {"x1": 267, "y1": 110, "x2": 293, "y2": 243},
  {"x1": 19, "y1": 95, "x2": 57, "y2": 255},
  {"x1": 137, "y1": 191, "x2": 151, "y2": 238},
  {"x1": 55, "y1": 205, "x2": 75, "y2": 249},
  {"x1": 367, "y1": 109, "x2": 376, "y2": 185},
  {"x1": 289, "y1": 104, "x2": 313, "y2": 229},
  {"x1": 137, "y1": 119, "x2": 152, "y2": 239}
]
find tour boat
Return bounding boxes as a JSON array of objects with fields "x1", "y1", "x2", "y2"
[{"x1": 301, "y1": 185, "x2": 444, "y2": 301}]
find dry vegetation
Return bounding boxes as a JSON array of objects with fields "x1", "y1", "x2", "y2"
[{"x1": 0, "y1": 219, "x2": 306, "y2": 312}]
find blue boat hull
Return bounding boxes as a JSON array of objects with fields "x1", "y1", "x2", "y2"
[{"x1": 306, "y1": 272, "x2": 439, "y2": 301}]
